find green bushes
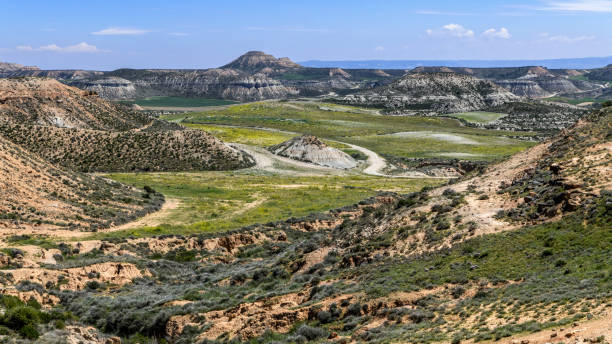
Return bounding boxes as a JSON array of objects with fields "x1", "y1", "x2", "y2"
[{"x1": 0, "y1": 295, "x2": 75, "y2": 339}]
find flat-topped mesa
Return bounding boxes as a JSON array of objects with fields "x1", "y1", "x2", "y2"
[
  {"x1": 0, "y1": 61, "x2": 40, "y2": 72},
  {"x1": 268, "y1": 135, "x2": 358, "y2": 169},
  {"x1": 222, "y1": 51, "x2": 302, "y2": 72}
]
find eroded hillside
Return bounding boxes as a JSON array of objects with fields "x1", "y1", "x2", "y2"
[
  {"x1": 0, "y1": 77, "x2": 254, "y2": 172},
  {"x1": 2, "y1": 108, "x2": 607, "y2": 343},
  {"x1": 338, "y1": 72, "x2": 519, "y2": 113},
  {"x1": 0, "y1": 135, "x2": 163, "y2": 231}
]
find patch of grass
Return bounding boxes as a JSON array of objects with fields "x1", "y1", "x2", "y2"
[
  {"x1": 121, "y1": 96, "x2": 238, "y2": 108},
  {"x1": 5, "y1": 235, "x2": 57, "y2": 249},
  {"x1": 94, "y1": 171, "x2": 443, "y2": 238},
  {"x1": 182, "y1": 123, "x2": 294, "y2": 147},
  {"x1": 166, "y1": 101, "x2": 536, "y2": 161},
  {"x1": 447, "y1": 112, "x2": 507, "y2": 124}
]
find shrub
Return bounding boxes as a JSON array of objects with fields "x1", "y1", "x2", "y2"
[
  {"x1": 4, "y1": 306, "x2": 40, "y2": 329},
  {"x1": 0, "y1": 295, "x2": 24, "y2": 309},
  {"x1": 143, "y1": 185, "x2": 155, "y2": 194},
  {"x1": 86, "y1": 280, "x2": 102, "y2": 290},
  {"x1": 296, "y1": 324, "x2": 328, "y2": 341},
  {"x1": 408, "y1": 309, "x2": 435, "y2": 323},
  {"x1": 317, "y1": 310, "x2": 332, "y2": 323},
  {"x1": 18, "y1": 324, "x2": 39, "y2": 340},
  {"x1": 346, "y1": 302, "x2": 362, "y2": 316}
]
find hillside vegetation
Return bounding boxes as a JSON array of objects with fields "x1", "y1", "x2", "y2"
[
  {"x1": 0, "y1": 135, "x2": 163, "y2": 231},
  {"x1": 0, "y1": 77, "x2": 254, "y2": 172},
  {"x1": 0, "y1": 109, "x2": 606, "y2": 342}
]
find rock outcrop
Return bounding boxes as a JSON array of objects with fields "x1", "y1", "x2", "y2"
[
  {"x1": 339, "y1": 72, "x2": 519, "y2": 113},
  {"x1": 409, "y1": 66, "x2": 604, "y2": 99},
  {"x1": 69, "y1": 77, "x2": 137, "y2": 99},
  {"x1": 0, "y1": 53, "x2": 404, "y2": 102},
  {"x1": 268, "y1": 135, "x2": 357, "y2": 169}
]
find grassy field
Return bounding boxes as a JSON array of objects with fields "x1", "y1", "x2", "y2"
[
  {"x1": 165, "y1": 101, "x2": 536, "y2": 161},
  {"x1": 183, "y1": 123, "x2": 295, "y2": 147},
  {"x1": 122, "y1": 96, "x2": 238, "y2": 107},
  {"x1": 183, "y1": 123, "x2": 349, "y2": 149},
  {"x1": 447, "y1": 111, "x2": 506, "y2": 124},
  {"x1": 98, "y1": 171, "x2": 442, "y2": 238}
]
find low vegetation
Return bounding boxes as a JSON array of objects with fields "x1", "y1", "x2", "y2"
[
  {"x1": 166, "y1": 101, "x2": 537, "y2": 161},
  {"x1": 98, "y1": 171, "x2": 442, "y2": 238},
  {"x1": 447, "y1": 111, "x2": 507, "y2": 124},
  {"x1": 121, "y1": 96, "x2": 238, "y2": 108}
]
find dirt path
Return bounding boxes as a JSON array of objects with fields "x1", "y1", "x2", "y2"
[
  {"x1": 230, "y1": 143, "x2": 344, "y2": 176},
  {"x1": 196, "y1": 123, "x2": 396, "y2": 177},
  {"x1": 102, "y1": 198, "x2": 181, "y2": 232},
  {"x1": 343, "y1": 143, "x2": 387, "y2": 176}
]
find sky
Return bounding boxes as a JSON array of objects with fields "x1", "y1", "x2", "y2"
[{"x1": 1, "y1": 0, "x2": 611, "y2": 70}]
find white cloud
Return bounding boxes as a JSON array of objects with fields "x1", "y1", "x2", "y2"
[
  {"x1": 16, "y1": 42, "x2": 105, "y2": 53},
  {"x1": 541, "y1": 0, "x2": 612, "y2": 12},
  {"x1": 427, "y1": 24, "x2": 474, "y2": 38},
  {"x1": 92, "y1": 27, "x2": 149, "y2": 35},
  {"x1": 374, "y1": 46, "x2": 385, "y2": 51},
  {"x1": 483, "y1": 27, "x2": 511, "y2": 39}
]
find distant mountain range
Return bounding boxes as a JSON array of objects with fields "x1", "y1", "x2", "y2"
[
  {"x1": 2, "y1": 51, "x2": 611, "y2": 102},
  {"x1": 300, "y1": 56, "x2": 612, "y2": 70}
]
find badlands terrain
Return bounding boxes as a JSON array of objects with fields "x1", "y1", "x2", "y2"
[{"x1": 0, "y1": 52, "x2": 610, "y2": 343}]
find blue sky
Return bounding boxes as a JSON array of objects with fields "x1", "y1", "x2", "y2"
[{"x1": 1, "y1": 0, "x2": 611, "y2": 70}]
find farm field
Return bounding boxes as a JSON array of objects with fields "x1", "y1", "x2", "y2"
[{"x1": 165, "y1": 101, "x2": 537, "y2": 161}]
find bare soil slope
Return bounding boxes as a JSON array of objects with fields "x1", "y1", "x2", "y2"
[{"x1": 0, "y1": 135, "x2": 163, "y2": 231}]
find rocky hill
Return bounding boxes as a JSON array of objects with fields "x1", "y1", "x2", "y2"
[
  {"x1": 583, "y1": 64, "x2": 612, "y2": 82},
  {"x1": 338, "y1": 72, "x2": 519, "y2": 113},
  {"x1": 0, "y1": 53, "x2": 404, "y2": 101},
  {"x1": 3, "y1": 55, "x2": 611, "y2": 103},
  {"x1": 222, "y1": 51, "x2": 302, "y2": 72},
  {"x1": 0, "y1": 123, "x2": 253, "y2": 172},
  {"x1": 0, "y1": 62, "x2": 39, "y2": 74},
  {"x1": 0, "y1": 78, "x2": 151, "y2": 130},
  {"x1": 484, "y1": 100, "x2": 586, "y2": 132},
  {"x1": 0, "y1": 77, "x2": 254, "y2": 172},
  {"x1": 411, "y1": 66, "x2": 604, "y2": 99},
  {"x1": 269, "y1": 135, "x2": 358, "y2": 169},
  {"x1": 0, "y1": 135, "x2": 163, "y2": 231}
]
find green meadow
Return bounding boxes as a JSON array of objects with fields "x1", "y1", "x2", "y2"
[
  {"x1": 99, "y1": 171, "x2": 442, "y2": 238},
  {"x1": 164, "y1": 101, "x2": 536, "y2": 161}
]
